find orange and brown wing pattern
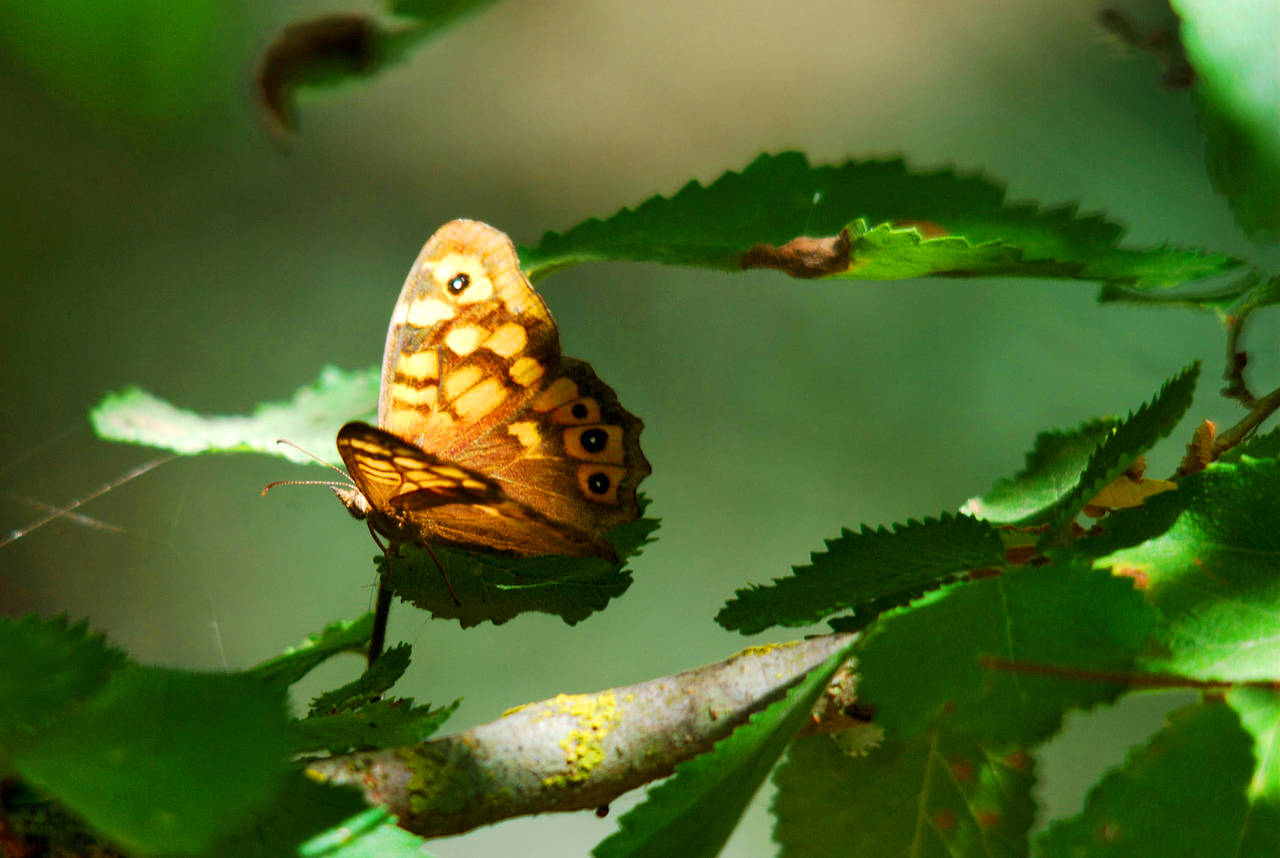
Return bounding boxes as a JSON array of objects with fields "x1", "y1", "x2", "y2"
[
  {"x1": 347, "y1": 219, "x2": 649, "y2": 559},
  {"x1": 336, "y1": 420, "x2": 604, "y2": 557},
  {"x1": 451, "y1": 357, "x2": 650, "y2": 548},
  {"x1": 376, "y1": 220, "x2": 559, "y2": 456},
  {"x1": 336, "y1": 421, "x2": 504, "y2": 515}
]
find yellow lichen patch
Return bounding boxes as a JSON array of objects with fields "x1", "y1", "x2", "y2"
[
  {"x1": 509, "y1": 356, "x2": 545, "y2": 387},
  {"x1": 507, "y1": 420, "x2": 541, "y2": 449},
  {"x1": 737, "y1": 641, "x2": 801, "y2": 658},
  {"x1": 444, "y1": 325, "x2": 486, "y2": 356},
  {"x1": 502, "y1": 703, "x2": 528, "y2": 718},
  {"x1": 396, "y1": 349, "x2": 438, "y2": 382},
  {"x1": 539, "y1": 692, "x2": 621, "y2": 788},
  {"x1": 442, "y1": 365, "x2": 484, "y2": 401},
  {"x1": 532, "y1": 377, "x2": 578, "y2": 411},
  {"x1": 453, "y1": 377, "x2": 507, "y2": 419},
  {"x1": 405, "y1": 297, "x2": 455, "y2": 327},
  {"x1": 484, "y1": 322, "x2": 528, "y2": 357}
]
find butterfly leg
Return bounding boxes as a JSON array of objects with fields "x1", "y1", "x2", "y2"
[{"x1": 421, "y1": 541, "x2": 461, "y2": 606}]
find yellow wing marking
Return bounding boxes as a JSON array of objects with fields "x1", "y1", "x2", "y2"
[
  {"x1": 443, "y1": 365, "x2": 484, "y2": 401},
  {"x1": 444, "y1": 325, "x2": 486, "y2": 356},
  {"x1": 406, "y1": 297, "x2": 456, "y2": 327},
  {"x1": 532, "y1": 377, "x2": 579, "y2": 411},
  {"x1": 453, "y1": 377, "x2": 509, "y2": 420},
  {"x1": 507, "y1": 421, "x2": 541, "y2": 449},
  {"x1": 390, "y1": 381, "x2": 437, "y2": 409},
  {"x1": 484, "y1": 323, "x2": 528, "y2": 358},
  {"x1": 510, "y1": 356, "x2": 545, "y2": 387},
  {"x1": 396, "y1": 350, "x2": 438, "y2": 382}
]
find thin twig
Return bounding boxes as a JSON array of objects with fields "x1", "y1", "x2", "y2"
[
  {"x1": 981, "y1": 656, "x2": 1280, "y2": 692},
  {"x1": 1221, "y1": 311, "x2": 1257, "y2": 408},
  {"x1": 1214, "y1": 383, "x2": 1280, "y2": 456}
]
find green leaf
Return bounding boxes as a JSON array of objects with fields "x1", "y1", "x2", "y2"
[
  {"x1": 773, "y1": 730, "x2": 1035, "y2": 858},
  {"x1": 90, "y1": 366, "x2": 377, "y2": 464},
  {"x1": 855, "y1": 559, "x2": 1156, "y2": 746},
  {"x1": 520, "y1": 152, "x2": 1238, "y2": 285},
  {"x1": 11, "y1": 666, "x2": 294, "y2": 856},
  {"x1": 1096, "y1": 267, "x2": 1265, "y2": 310},
  {"x1": 291, "y1": 698, "x2": 458, "y2": 755},
  {"x1": 1039, "y1": 362, "x2": 1199, "y2": 544},
  {"x1": 1173, "y1": 0, "x2": 1280, "y2": 240},
  {"x1": 310, "y1": 643, "x2": 411, "y2": 715},
  {"x1": 964, "y1": 419, "x2": 1118, "y2": 524},
  {"x1": 1092, "y1": 458, "x2": 1280, "y2": 681},
  {"x1": 384, "y1": 502, "x2": 659, "y2": 627},
  {"x1": 299, "y1": 806, "x2": 438, "y2": 858},
  {"x1": 1036, "y1": 700, "x2": 1280, "y2": 857},
  {"x1": 592, "y1": 639, "x2": 856, "y2": 858},
  {"x1": 250, "y1": 614, "x2": 373, "y2": 688},
  {"x1": 1219, "y1": 425, "x2": 1280, "y2": 462},
  {"x1": 0, "y1": 614, "x2": 128, "y2": 742},
  {"x1": 208, "y1": 774, "x2": 369, "y2": 858},
  {"x1": 717, "y1": 514, "x2": 1003, "y2": 635},
  {"x1": 1228, "y1": 687, "x2": 1280, "y2": 803}
]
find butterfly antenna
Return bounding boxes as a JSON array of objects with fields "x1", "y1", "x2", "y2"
[
  {"x1": 274, "y1": 439, "x2": 351, "y2": 477},
  {"x1": 262, "y1": 439, "x2": 355, "y2": 495},
  {"x1": 260, "y1": 478, "x2": 352, "y2": 495}
]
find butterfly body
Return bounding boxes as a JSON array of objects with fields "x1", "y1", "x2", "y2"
[{"x1": 336, "y1": 220, "x2": 649, "y2": 560}]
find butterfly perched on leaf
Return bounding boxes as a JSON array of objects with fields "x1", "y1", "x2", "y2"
[{"x1": 333, "y1": 220, "x2": 651, "y2": 564}]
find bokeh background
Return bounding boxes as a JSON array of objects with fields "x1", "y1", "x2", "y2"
[{"x1": 3, "y1": 1, "x2": 1277, "y2": 855}]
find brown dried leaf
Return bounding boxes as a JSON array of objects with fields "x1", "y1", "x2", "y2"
[
  {"x1": 1177, "y1": 419, "x2": 1217, "y2": 476},
  {"x1": 255, "y1": 14, "x2": 380, "y2": 142},
  {"x1": 740, "y1": 229, "x2": 851, "y2": 279}
]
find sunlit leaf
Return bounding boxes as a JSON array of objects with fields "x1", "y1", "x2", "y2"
[
  {"x1": 522, "y1": 152, "x2": 1238, "y2": 285},
  {"x1": 90, "y1": 367, "x2": 377, "y2": 464},
  {"x1": 1037, "y1": 701, "x2": 1279, "y2": 856}
]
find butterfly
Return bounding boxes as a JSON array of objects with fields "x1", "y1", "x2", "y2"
[{"x1": 332, "y1": 220, "x2": 650, "y2": 565}]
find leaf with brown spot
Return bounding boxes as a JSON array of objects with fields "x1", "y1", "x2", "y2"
[
  {"x1": 775, "y1": 729, "x2": 1035, "y2": 858},
  {"x1": 740, "y1": 229, "x2": 851, "y2": 279}
]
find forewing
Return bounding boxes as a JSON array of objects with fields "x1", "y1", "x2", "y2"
[{"x1": 336, "y1": 422, "x2": 503, "y2": 513}]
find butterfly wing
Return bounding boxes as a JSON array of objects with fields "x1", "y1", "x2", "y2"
[
  {"x1": 367, "y1": 220, "x2": 650, "y2": 558},
  {"x1": 336, "y1": 421, "x2": 606, "y2": 557}
]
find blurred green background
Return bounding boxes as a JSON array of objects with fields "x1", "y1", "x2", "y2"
[{"x1": 2, "y1": 1, "x2": 1276, "y2": 855}]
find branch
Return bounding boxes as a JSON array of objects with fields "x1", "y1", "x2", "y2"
[
  {"x1": 308, "y1": 633, "x2": 862, "y2": 838},
  {"x1": 1215, "y1": 382, "x2": 1280, "y2": 457}
]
